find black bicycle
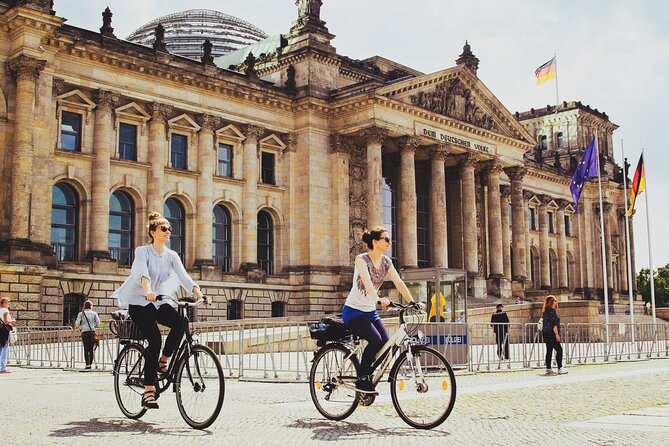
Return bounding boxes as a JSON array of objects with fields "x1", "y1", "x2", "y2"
[{"x1": 110, "y1": 295, "x2": 224, "y2": 429}]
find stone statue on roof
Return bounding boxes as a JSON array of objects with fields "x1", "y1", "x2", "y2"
[{"x1": 296, "y1": 0, "x2": 322, "y2": 20}]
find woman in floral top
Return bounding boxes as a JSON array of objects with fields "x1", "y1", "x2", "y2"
[
  {"x1": 542, "y1": 295, "x2": 567, "y2": 375},
  {"x1": 342, "y1": 226, "x2": 420, "y2": 394}
]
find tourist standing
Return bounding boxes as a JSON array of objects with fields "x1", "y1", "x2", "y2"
[
  {"x1": 542, "y1": 295, "x2": 567, "y2": 375},
  {"x1": 490, "y1": 304, "x2": 510, "y2": 360},
  {"x1": 0, "y1": 297, "x2": 16, "y2": 374}
]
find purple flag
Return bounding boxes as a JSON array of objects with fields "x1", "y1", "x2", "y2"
[{"x1": 570, "y1": 137, "x2": 598, "y2": 209}]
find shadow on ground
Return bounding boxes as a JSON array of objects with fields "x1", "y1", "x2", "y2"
[
  {"x1": 49, "y1": 417, "x2": 214, "y2": 437},
  {"x1": 287, "y1": 417, "x2": 450, "y2": 441}
]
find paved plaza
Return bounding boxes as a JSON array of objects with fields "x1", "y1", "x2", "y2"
[{"x1": 3, "y1": 358, "x2": 669, "y2": 445}]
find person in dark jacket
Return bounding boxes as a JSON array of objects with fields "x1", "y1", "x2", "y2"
[
  {"x1": 490, "y1": 304, "x2": 510, "y2": 360},
  {"x1": 542, "y1": 295, "x2": 567, "y2": 375}
]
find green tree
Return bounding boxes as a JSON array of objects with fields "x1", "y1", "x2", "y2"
[{"x1": 637, "y1": 265, "x2": 669, "y2": 308}]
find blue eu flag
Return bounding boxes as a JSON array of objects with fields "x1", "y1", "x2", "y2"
[{"x1": 570, "y1": 137, "x2": 598, "y2": 209}]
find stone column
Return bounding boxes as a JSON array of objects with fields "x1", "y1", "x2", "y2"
[
  {"x1": 430, "y1": 144, "x2": 449, "y2": 267},
  {"x1": 460, "y1": 154, "x2": 478, "y2": 274},
  {"x1": 505, "y1": 167, "x2": 527, "y2": 280},
  {"x1": 556, "y1": 201, "x2": 569, "y2": 288},
  {"x1": 360, "y1": 127, "x2": 388, "y2": 228},
  {"x1": 486, "y1": 162, "x2": 504, "y2": 277},
  {"x1": 7, "y1": 55, "x2": 46, "y2": 243},
  {"x1": 241, "y1": 125, "x2": 265, "y2": 269},
  {"x1": 398, "y1": 136, "x2": 419, "y2": 268},
  {"x1": 538, "y1": 196, "x2": 551, "y2": 288},
  {"x1": 330, "y1": 134, "x2": 353, "y2": 267},
  {"x1": 524, "y1": 190, "x2": 533, "y2": 282},
  {"x1": 146, "y1": 102, "x2": 173, "y2": 213},
  {"x1": 194, "y1": 114, "x2": 219, "y2": 267},
  {"x1": 500, "y1": 185, "x2": 512, "y2": 279},
  {"x1": 89, "y1": 89, "x2": 120, "y2": 259}
]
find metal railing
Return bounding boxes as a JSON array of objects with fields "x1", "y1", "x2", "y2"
[{"x1": 5, "y1": 320, "x2": 669, "y2": 380}]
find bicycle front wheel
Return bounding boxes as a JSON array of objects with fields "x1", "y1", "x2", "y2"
[
  {"x1": 309, "y1": 343, "x2": 360, "y2": 421},
  {"x1": 113, "y1": 343, "x2": 147, "y2": 419},
  {"x1": 389, "y1": 345, "x2": 456, "y2": 429},
  {"x1": 175, "y1": 345, "x2": 225, "y2": 429}
]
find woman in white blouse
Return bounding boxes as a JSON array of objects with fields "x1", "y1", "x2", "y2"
[{"x1": 114, "y1": 211, "x2": 204, "y2": 409}]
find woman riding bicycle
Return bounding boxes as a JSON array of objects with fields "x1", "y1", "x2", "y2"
[
  {"x1": 113, "y1": 211, "x2": 205, "y2": 409},
  {"x1": 343, "y1": 226, "x2": 421, "y2": 394}
]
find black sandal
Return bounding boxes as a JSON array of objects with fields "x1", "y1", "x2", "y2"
[
  {"x1": 142, "y1": 390, "x2": 159, "y2": 409},
  {"x1": 158, "y1": 358, "x2": 169, "y2": 375}
]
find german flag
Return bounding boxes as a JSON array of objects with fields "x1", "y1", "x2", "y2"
[
  {"x1": 627, "y1": 154, "x2": 645, "y2": 217},
  {"x1": 535, "y1": 57, "x2": 556, "y2": 85}
]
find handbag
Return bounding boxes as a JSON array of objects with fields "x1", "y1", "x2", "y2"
[
  {"x1": 309, "y1": 316, "x2": 349, "y2": 341},
  {"x1": 83, "y1": 311, "x2": 100, "y2": 349}
]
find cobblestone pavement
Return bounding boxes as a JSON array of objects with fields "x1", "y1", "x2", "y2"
[{"x1": 4, "y1": 359, "x2": 669, "y2": 445}]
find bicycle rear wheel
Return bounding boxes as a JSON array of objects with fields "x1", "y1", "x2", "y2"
[
  {"x1": 309, "y1": 343, "x2": 360, "y2": 421},
  {"x1": 389, "y1": 345, "x2": 456, "y2": 429},
  {"x1": 113, "y1": 343, "x2": 147, "y2": 419},
  {"x1": 175, "y1": 345, "x2": 225, "y2": 429}
]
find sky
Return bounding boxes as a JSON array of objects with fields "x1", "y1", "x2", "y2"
[{"x1": 51, "y1": 0, "x2": 669, "y2": 273}]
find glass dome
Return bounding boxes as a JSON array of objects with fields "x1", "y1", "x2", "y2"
[{"x1": 126, "y1": 9, "x2": 268, "y2": 60}]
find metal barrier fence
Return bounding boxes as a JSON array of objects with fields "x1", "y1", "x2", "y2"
[{"x1": 5, "y1": 320, "x2": 669, "y2": 380}]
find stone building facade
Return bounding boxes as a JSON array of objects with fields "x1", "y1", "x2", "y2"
[{"x1": 0, "y1": 1, "x2": 635, "y2": 326}]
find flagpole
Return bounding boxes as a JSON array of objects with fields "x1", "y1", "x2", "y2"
[
  {"x1": 594, "y1": 130, "x2": 610, "y2": 344},
  {"x1": 620, "y1": 140, "x2": 635, "y2": 334},
  {"x1": 553, "y1": 52, "x2": 560, "y2": 110},
  {"x1": 642, "y1": 148, "x2": 657, "y2": 324}
]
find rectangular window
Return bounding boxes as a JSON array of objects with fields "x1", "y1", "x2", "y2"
[
  {"x1": 61, "y1": 111, "x2": 82, "y2": 151},
  {"x1": 118, "y1": 123, "x2": 137, "y2": 161},
  {"x1": 261, "y1": 152, "x2": 276, "y2": 185},
  {"x1": 170, "y1": 133, "x2": 187, "y2": 169},
  {"x1": 548, "y1": 212, "x2": 555, "y2": 234},
  {"x1": 528, "y1": 208, "x2": 537, "y2": 231},
  {"x1": 565, "y1": 215, "x2": 571, "y2": 236},
  {"x1": 217, "y1": 143, "x2": 233, "y2": 177}
]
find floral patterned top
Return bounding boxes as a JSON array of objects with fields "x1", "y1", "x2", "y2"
[{"x1": 344, "y1": 253, "x2": 393, "y2": 312}]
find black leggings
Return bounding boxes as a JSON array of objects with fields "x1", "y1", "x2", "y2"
[
  {"x1": 346, "y1": 316, "x2": 389, "y2": 377},
  {"x1": 128, "y1": 304, "x2": 185, "y2": 386},
  {"x1": 81, "y1": 331, "x2": 95, "y2": 366},
  {"x1": 544, "y1": 333, "x2": 563, "y2": 369}
]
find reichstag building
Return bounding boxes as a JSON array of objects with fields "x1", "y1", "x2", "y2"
[{"x1": 0, "y1": 0, "x2": 634, "y2": 325}]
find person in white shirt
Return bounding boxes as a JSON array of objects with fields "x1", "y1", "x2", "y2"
[
  {"x1": 75, "y1": 300, "x2": 100, "y2": 369},
  {"x1": 0, "y1": 297, "x2": 16, "y2": 374},
  {"x1": 113, "y1": 211, "x2": 205, "y2": 409}
]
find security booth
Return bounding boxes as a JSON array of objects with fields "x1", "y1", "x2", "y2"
[{"x1": 400, "y1": 267, "x2": 468, "y2": 366}]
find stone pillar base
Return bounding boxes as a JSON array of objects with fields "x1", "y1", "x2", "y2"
[
  {"x1": 194, "y1": 260, "x2": 218, "y2": 281},
  {"x1": 240, "y1": 263, "x2": 265, "y2": 283},
  {"x1": 8, "y1": 238, "x2": 44, "y2": 265},
  {"x1": 87, "y1": 250, "x2": 112, "y2": 261},
  {"x1": 487, "y1": 276, "x2": 512, "y2": 299},
  {"x1": 511, "y1": 279, "x2": 527, "y2": 300},
  {"x1": 92, "y1": 257, "x2": 118, "y2": 274},
  {"x1": 467, "y1": 273, "x2": 487, "y2": 299}
]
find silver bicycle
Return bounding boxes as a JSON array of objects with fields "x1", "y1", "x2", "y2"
[{"x1": 309, "y1": 302, "x2": 457, "y2": 429}]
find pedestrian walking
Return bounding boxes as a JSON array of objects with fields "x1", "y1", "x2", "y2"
[
  {"x1": 113, "y1": 211, "x2": 206, "y2": 409},
  {"x1": 542, "y1": 295, "x2": 567, "y2": 375},
  {"x1": 0, "y1": 297, "x2": 16, "y2": 374},
  {"x1": 75, "y1": 300, "x2": 100, "y2": 370},
  {"x1": 490, "y1": 304, "x2": 510, "y2": 360},
  {"x1": 342, "y1": 226, "x2": 423, "y2": 394}
]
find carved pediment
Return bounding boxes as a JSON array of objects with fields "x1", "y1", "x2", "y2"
[{"x1": 409, "y1": 78, "x2": 501, "y2": 133}]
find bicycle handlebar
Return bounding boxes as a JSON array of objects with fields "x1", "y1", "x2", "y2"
[{"x1": 154, "y1": 294, "x2": 210, "y2": 307}]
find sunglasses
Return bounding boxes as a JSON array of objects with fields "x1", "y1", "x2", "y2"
[
  {"x1": 159, "y1": 226, "x2": 172, "y2": 233},
  {"x1": 380, "y1": 237, "x2": 391, "y2": 243}
]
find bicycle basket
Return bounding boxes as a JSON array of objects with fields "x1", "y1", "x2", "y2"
[
  {"x1": 309, "y1": 317, "x2": 349, "y2": 341},
  {"x1": 401, "y1": 308, "x2": 427, "y2": 336},
  {"x1": 109, "y1": 320, "x2": 144, "y2": 340}
]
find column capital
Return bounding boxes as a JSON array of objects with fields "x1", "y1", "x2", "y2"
[
  {"x1": 195, "y1": 113, "x2": 220, "y2": 132},
  {"x1": 429, "y1": 143, "x2": 450, "y2": 161},
  {"x1": 93, "y1": 89, "x2": 120, "y2": 112},
  {"x1": 398, "y1": 135, "x2": 420, "y2": 153},
  {"x1": 504, "y1": 165, "x2": 527, "y2": 181},
  {"x1": 556, "y1": 199, "x2": 571, "y2": 210},
  {"x1": 329, "y1": 133, "x2": 353, "y2": 154},
  {"x1": 52, "y1": 78, "x2": 65, "y2": 97},
  {"x1": 282, "y1": 132, "x2": 298, "y2": 152},
  {"x1": 7, "y1": 54, "x2": 46, "y2": 82},
  {"x1": 242, "y1": 124, "x2": 266, "y2": 143},
  {"x1": 523, "y1": 190, "x2": 534, "y2": 200},
  {"x1": 458, "y1": 152, "x2": 478, "y2": 168},
  {"x1": 538, "y1": 194, "x2": 553, "y2": 206},
  {"x1": 148, "y1": 102, "x2": 173, "y2": 124},
  {"x1": 483, "y1": 160, "x2": 504, "y2": 175},
  {"x1": 500, "y1": 184, "x2": 511, "y2": 198},
  {"x1": 360, "y1": 126, "x2": 388, "y2": 145}
]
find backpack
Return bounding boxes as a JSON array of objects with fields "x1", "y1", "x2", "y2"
[
  {"x1": 537, "y1": 317, "x2": 543, "y2": 331},
  {"x1": 309, "y1": 316, "x2": 349, "y2": 341}
]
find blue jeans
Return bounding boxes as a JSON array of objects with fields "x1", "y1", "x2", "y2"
[{"x1": 0, "y1": 341, "x2": 8, "y2": 371}]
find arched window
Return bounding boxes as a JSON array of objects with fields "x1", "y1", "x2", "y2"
[
  {"x1": 109, "y1": 191, "x2": 134, "y2": 266},
  {"x1": 213, "y1": 204, "x2": 232, "y2": 272},
  {"x1": 257, "y1": 211, "x2": 274, "y2": 275},
  {"x1": 51, "y1": 183, "x2": 79, "y2": 261},
  {"x1": 556, "y1": 132, "x2": 564, "y2": 148},
  {"x1": 164, "y1": 198, "x2": 185, "y2": 261},
  {"x1": 540, "y1": 135, "x2": 548, "y2": 150},
  {"x1": 271, "y1": 301, "x2": 286, "y2": 317},
  {"x1": 63, "y1": 293, "x2": 86, "y2": 325}
]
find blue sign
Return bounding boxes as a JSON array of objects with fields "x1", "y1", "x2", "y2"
[{"x1": 426, "y1": 335, "x2": 467, "y2": 345}]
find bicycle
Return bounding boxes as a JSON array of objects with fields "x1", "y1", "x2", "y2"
[
  {"x1": 110, "y1": 295, "x2": 225, "y2": 429},
  {"x1": 309, "y1": 301, "x2": 457, "y2": 429}
]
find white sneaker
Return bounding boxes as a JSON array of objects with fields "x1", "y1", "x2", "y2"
[
  {"x1": 557, "y1": 368, "x2": 568, "y2": 375},
  {"x1": 545, "y1": 369, "x2": 556, "y2": 375}
]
